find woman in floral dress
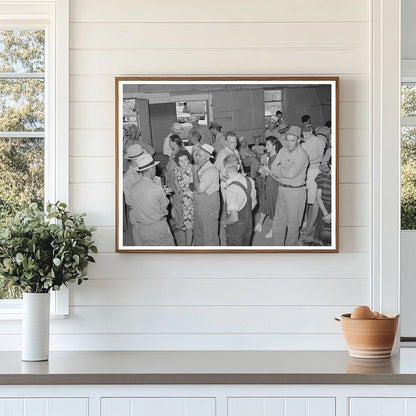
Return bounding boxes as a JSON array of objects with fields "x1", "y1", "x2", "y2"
[{"x1": 173, "y1": 149, "x2": 194, "y2": 246}]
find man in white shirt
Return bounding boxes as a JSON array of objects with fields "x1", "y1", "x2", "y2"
[
  {"x1": 214, "y1": 131, "x2": 242, "y2": 176},
  {"x1": 270, "y1": 126, "x2": 309, "y2": 246}
]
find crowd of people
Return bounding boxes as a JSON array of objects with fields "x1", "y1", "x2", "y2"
[{"x1": 122, "y1": 110, "x2": 333, "y2": 247}]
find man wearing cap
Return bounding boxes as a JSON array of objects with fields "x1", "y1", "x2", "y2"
[
  {"x1": 270, "y1": 125, "x2": 309, "y2": 246},
  {"x1": 163, "y1": 122, "x2": 183, "y2": 157},
  {"x1": 188, "y1": 114, "x2": 213, "y2": 146},
  {"x1": 123, "y1": 144, "x2": 144, "y2": 235},
  {"x1": 123, "y1": 144, "x2": 144, "y2": 207},
  {"x1": 129, "y1": 154, "x2": 175, "y2": 246},
  {"x1": 238, "y1": 135, "x2": 260, "y2": 178},
  {"x1": 222, "y1": 155, "x2": 257, "y2": 246},
  {"x1": 192, "y1": 144, "x2": 220, "y2": 246}
]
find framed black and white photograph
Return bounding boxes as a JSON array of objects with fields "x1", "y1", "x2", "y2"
[{"x1": 115, "y1": 77, "x2": 338, "y2": 253}]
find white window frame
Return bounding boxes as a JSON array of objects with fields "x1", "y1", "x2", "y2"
[
  {"x1": 0, "y1": 0, "x2": 69, "y2": 317},
  {"x1": 371, "y1": 0, "x2": 401, "y2": 322}
]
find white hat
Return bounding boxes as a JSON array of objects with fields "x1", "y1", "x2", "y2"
[
  {"x1": 170, "y1": 122, "x2": 182, "y2": 133},
  {"x1": 286, "y1": 125, "x2": 302, "y2": 138},
  {"x1": 124, "y1": 144, "x2": 144, "y2": 160},
  {"x1": 135, "y1": 153, "x2": 160, "y2": 172},
  {"x1": 198, "y1": 144, "x2": 215, "y2": 158}
]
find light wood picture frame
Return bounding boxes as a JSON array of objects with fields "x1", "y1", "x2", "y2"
[{"x1": 116, "y1": 77, "x2": 339, "y2": 253}]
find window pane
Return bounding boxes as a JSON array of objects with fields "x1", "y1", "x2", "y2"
[
  {"x1": 0, "y1": 137, "x2": 43, "y2": 299},
  {"x1": 264, "y1": 90, "x2": 282, "y2": 118},
  {"x1": 401, "y1": 127, "x2": 416, "y2": 230},
  {"x1": 0, "y1": 137, "x2": 44, "y2": 219},
  {"x1": 0, "y1": 78, "x2": 44, "y2": 131},
  {"x1": 401, "y1": 83, "x2": 416, "y2": 117},
  {"x1": 0, "y1": 30, "x2": 45, "y2": 301},
  {"x1": 0, "y1": 30, "x2": 45, "y2": 73},
  {"x1": 265, "y1": 90, "x2": 282, "y2": 101}
]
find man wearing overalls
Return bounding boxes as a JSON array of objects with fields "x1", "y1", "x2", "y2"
[{"x1": 222, "y1": 155, "x2": 257, "y2": 246}]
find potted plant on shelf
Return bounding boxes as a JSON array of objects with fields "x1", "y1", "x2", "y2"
[{"x1": 0, "y1": 202, "x2": 97, "y2": 361}]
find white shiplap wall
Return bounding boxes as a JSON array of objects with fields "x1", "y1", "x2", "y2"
[{"x1": 55, "y1": 0, "x2": 372, "y2": 350}]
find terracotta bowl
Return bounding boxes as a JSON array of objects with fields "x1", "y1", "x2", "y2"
[{"x1": 337, "y1": 313, "x2": 399, "y2": 359}]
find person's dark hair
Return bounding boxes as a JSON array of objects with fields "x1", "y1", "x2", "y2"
[
  {"x1": 174, "y1": 148, "x2": 192, "y2": 165},
  {"x1": 188, "y1": 130, "x2": 201, "y2": 144},
  {"x1": 275, "y1": 111, "x2": 283, "y2": 117},
  {"x1": 209, "y1": 122, "x2": 222, "y2": 132},
  {"x1": 265, "y1": 135, "x2": 282, "y2": 153},
  {"x1": 170, "y1": 134, "x2": 183, "y2": 149},
  {"x1": 301, "y1": 114, "x2": 311, "y2": 124},
  {"x1": 225, "y1": 131, "x2": 237, "y2": 140},
  {"x1": 324, "y1": 120, "x2": 331, "y2": 128}
]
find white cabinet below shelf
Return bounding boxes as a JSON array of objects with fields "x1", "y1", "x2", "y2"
[
  {"x1": 101, "y1": 397, "x2": 215, "y2": 416},
  {"x1": 0, "y1": 398, "x2": 88, "y2": 416},
  {"x1": 228, "y1": 397, "x2": 335, "y2": 416},
  {"x1": 350, "y1": 398, "x2": 416, "y2": 416}
]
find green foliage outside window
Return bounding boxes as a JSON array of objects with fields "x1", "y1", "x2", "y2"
[
  {"x1": 401, "y1": 84, "x2": 416, "y2": 230},
  {"x1": 0, "y1": 30, "x2": 45, "y2": 299}
]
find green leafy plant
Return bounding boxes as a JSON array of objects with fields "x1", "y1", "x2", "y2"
[{"x1": 0, "y1": 202, "x2": 97, "y2": 293}]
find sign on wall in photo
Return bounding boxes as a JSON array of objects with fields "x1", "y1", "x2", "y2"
[{"x1": 116, "y1": 77, "x2": 338, "y2": 253}]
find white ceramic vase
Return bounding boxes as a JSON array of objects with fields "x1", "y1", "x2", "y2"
[{"x1": 22, "y1": 292, "x2": 50, "y2": 361}]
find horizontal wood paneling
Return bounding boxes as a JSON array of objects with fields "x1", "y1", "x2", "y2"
[
  {"x1": 69, "y1": 183, "x2": 114, "y2": 226},
  {"x1": 69, "y1": 0, "x2": 369, "y2": 23},
  {"x1": 69, "y1": 49, "x2": 368, "y2": 76},
  {"x1": 339, "y1": 227, "x2": 369, "y2": 253},
  {"x1": 339, "y1": 156, "x2": 369, "y2": 183},
  {"x1": 338, "y1": 129, "x2": 369, "y2": 157},
  {"x1": 69, "y1": 74, "x2": 369, "y2": 103},
  {"x1": 59, "y1": 0, "x2": 373, "y2": 351},
  {"x1": 339, "y1": 184, "x2": 369, "y2": 227},
  {"x1": 69, "y1": 129, "x2": 114, "y2": 157},
  {"x1": 339, "y1": 102, "x2": 369, "y2": 129},
  {"x1": 0, "y1": 333, "x2": 347, "y2": 350},
  {"x1": 70, "y1": 278, "x2": 368, "y2": 306},
  {"x1": 55, "y1": 305, "x2": 353, "y2": 334},
  {"x1": 85, "y1": 253, "x2": 369, "y2": 279},
  {"x1": 69, "y1": 157, "x2": 114, "y2": 183},
  {"x1": 0, "y1": 306, "x2": 356, "y2": 335},
  {"x1": 70, "y1": 103, "x2": 114, "y2": 129},
  {"x1": 70, "y1": 22, "x2": 368, "y2": 50},
  {"x1": 90, "y1": 227, "x2": 115, "y2": 253}
]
